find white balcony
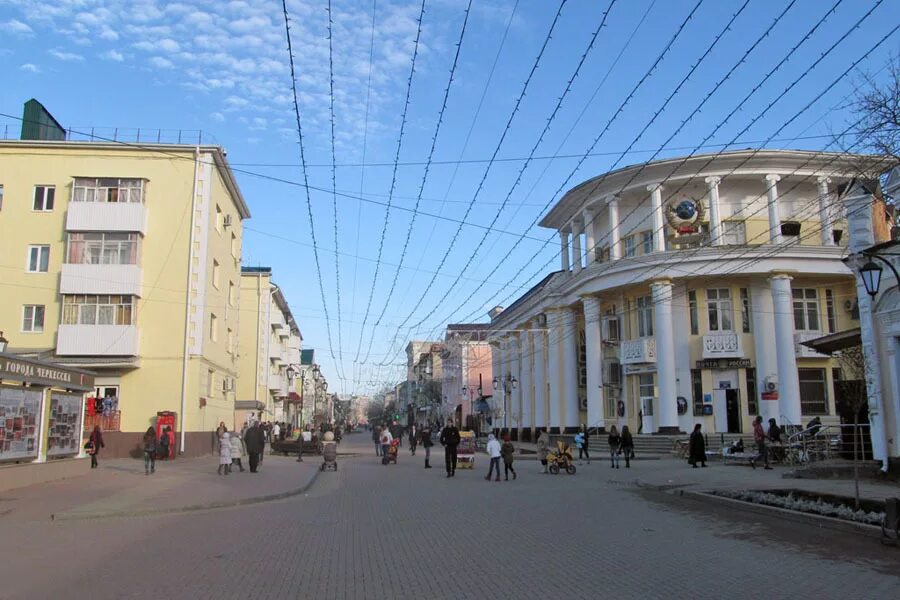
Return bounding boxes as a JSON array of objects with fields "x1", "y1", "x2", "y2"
[
  {"x1": 269, "y1": 342, "x2": 284, "y2": 362},
  {"x1": 268, "y1": 372, "x2": 287, "y2": 395},
  {"x1": 56, "y1": 324, "x2": 139, "y2": 356},
  {"x1": 795, "y1": 331, "x2": 828, "y2": 358},
  {"x1": 702, "y1": 331, "x2": 744, "y2": 359},
  {"x1": 620, "y1": 337, "x2": 656, "y2": 365},
  {"x1": 66, "y1": 202, "x2": 147, "y2": 234},
  {"x1": 60, "y1": 264, "x2": 142, "y2": 296}
]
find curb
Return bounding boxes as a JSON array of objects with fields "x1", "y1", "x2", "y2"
[{"x1": 54, "y1": 467, "x2": 323, "y2": 522}]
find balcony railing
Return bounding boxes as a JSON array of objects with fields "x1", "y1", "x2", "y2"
[
  {"x1": 66, "y1": 201, "x2": 147, "y2": 234},
  {"x1": 702, "y1": 331, "x2": 744, "y2": 359},
  {"x1": 620, "y1": 337, "x2": 656, "y2": 364},
  {"x1": 57, "y1": 324, "x2": 139, "y2": 356},
  {"x1": 268, "y1": 373, "x2": 287, "y2": 395},
  {"x1": 795, "y1": 331, "x2": 828, "y2": 358},
  {"x1": 60, "y1": 263, "x2": 142, "y2": 296}
]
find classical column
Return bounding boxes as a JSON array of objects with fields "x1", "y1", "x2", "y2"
[
  {"x1": 583, "y1": 207, "x2": 596, "y2": 266},
  {"x1": 705, "y1": 176, "x2": 723, "y2": 246},
  {"x1": 818, "y1": 176, "x2": 835, "y2": 246},
  {"x1": 751, "y1": 280, "x2": 779, "y2": 423},
  {"x1": 651, "y1": 280, "x2": 680, "y2": 433},
  {"x1": 647, "y1": 183, "x2": 666, "y2": 252},
  {"x1": 559, "y1": 230, "x2": 570, "y2": 271},
  {"x1": 509, "y1": 333, "x2": 521, "y2": 439},
  {"x1": 546, "y1": 309, "x2": 563, "y2": 432},
  {"x1": 520, "y1": 327, "x2": 533, "y2": 437},
  {"x1": 571, "y1": 219, "x2": 583, "y2": 273},
  {"x1": 770, "y1": 274, "x2": 801, "y2": 427},
  {"x1": 765, "y1": 174, "x2": 782, "y2": 244},
  {"x1": 532, "y1": 327, "x2": 547, "y2": 432},
  {"x1": 582, "y1": 296, "x2": 604, "y2": 430},
  {"x1": 608, "y1": 196, "x2": 622, "y2": 260},
  {"x1": 560, "y1": 307, "x2": 579, "y2": 432}
]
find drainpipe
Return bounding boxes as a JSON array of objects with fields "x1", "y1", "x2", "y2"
[
  {"x1": 255, "y1": 273, "x2": 262, "y2": 413},
  {"x1": 179, "y1": 146, "x2": 201, "y2": 454}
]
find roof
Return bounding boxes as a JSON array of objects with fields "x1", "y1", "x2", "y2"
[
  {"x1": 800, "y1": 328, "x2": 861, "y2": 355},
  {"x1": 493, "y1": 270, "x2": 563, "y2": 323}
]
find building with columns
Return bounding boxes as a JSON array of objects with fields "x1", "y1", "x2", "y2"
[{"x1": 489, "y1": 150, "x2": 885, "y2": 438}]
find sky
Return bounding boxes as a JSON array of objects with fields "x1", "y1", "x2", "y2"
[{"x1": 1, "y1": 0, "x2": 897, "y2": 396}]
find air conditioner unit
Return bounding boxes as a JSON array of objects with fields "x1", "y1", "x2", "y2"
[
  {"x1": 764, "y1": 378, "x2": 778, "y2": 392},
  {"x1": 578, "y1": 396, "x2": 587, "y2": 410},
  {"x1": 601, "y1": 316, "x2": 621, "y2": 342},
  {"x1": 223, "y1": 214, "x2": 233, "y2": 228}
]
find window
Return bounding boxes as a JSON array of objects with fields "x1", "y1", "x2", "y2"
[
  {"x1": 72, "y1": 178, "x2": 143, "y2": 203},
  {"x1": 636, "y1": 296, "x2": 654, "y2": 337},
  {"x1": 623, "y1": 235, "x2": 636, "y2": 258},
  {"x1": 27, "y1": 245, "x2": 50, "y2": 272},
  {"x1": 0, "y1": 184, "x2": 4, "y2": 210},
  {"x1": 231, "y1": 232, "x2": 239, "y2": 259},
  {"x1": 639, "y1": 374, "x2": 655, "y2": 406},
  {"x1": 227, "y1": 328, "x2": 234, "y2": 354},
  {"x1": 740, "y1": 288, "x2": 752, "y2": 333},
  {"x1": 215, "y1": 205, "x2": 223, "y2": 233},
  {"x1": 33, "y1": 186, "x2": 55, "y2": 211},
  {"x1": 22, "y1": 305, "x2": 45, "y2": 332},
  {"x1": 66, "y1": 233, "x2": 139, "y2": 265},
  {"x1": 825, "y1": 289, "x2": 836, "y2": 333},
  {"x1": 691, "y1": 369, "x2": 704, "y2": 416},
  {"x1": 641, "y1": 231, "x2": 653, "y2": 254},
  {"x1": 577, "y1": 329, "x2": 587, "y2": 387},
  {"x1": 207, "y1": 370, "x2": 215, "y2": 397},
  {"x1": 721, "y1": 220, "x2": 746, "y2": 245},
  {"x1": 746, "y1": 367, "x2": 758, "y2": 416},
  {"x1": 706, "y1": 288, "x2": 733, "y2": 331},
  {"x1": 62, "y1": 295, "x2": 134, "y2": 325},
  {"x1": 210, "y1": 313, "x2": 218, "y2": 341},
  {"x1": 799, "y1": 368, "x2": 828, "y2": 414},
  {"x1": 597, "y1": 246, "x2": 609, "y2": 263},
  {"x1": 793, "y1": 289, "x2": 820, "y2": 331},
  {"x1": 212, "y1": 260, "x2": 220, "y2": 289},
  {"x1": 228, "y1": 281, "x2": 236, "y2": 307},
  {"x1": 688, "y1": 290, "x2": 698, "y2": 335}
]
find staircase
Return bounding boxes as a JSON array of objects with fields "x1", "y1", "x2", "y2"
[{"x1": 631, "y1": 433, "x2": 751, "y2": 457}]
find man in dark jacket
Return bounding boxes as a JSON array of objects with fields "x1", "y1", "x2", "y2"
[
  {"x1": 244, "y1": 422, "x2": 265, "y2": 473},
  {"x1": 420, "y1": 424, "x2": 434, "y2": 469},
  {"x1": 439, "y1": 421, "x2": 461, "y2": 477}
]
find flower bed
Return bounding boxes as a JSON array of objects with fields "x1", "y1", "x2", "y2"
[{"x1": 711, "y1": 489, "x2": 885, "y2": 526}]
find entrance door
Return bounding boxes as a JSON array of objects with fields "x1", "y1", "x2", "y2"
[
  {"x1": 725, "y1": 389, "x2": 741, "y2": 433},
  {"x1": 640, "y1": 397, "x2": 654, "y2": 434}
]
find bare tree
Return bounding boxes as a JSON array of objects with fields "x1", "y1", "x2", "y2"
[
  {"x1": 833, "y1": 344, "x2": 868, "y2": 510},
  {"x1": 848, "y1": 53, "x2": 900, "y2": 166}
]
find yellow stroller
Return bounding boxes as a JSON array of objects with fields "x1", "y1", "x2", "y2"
[{"x1": 547, "y1": 440, "x2": 576, "y2": 475}]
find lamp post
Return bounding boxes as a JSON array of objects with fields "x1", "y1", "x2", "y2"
[
  {"x1": 492, "y1": 374, "x2": 517, "y2": 432},
  {"x1": 855, "y1": 241, "x2": 900, "y2": 299},
  {"x1": 0, "y1": 331, "x2": 8, "y2": 353},
  {"x1": 461, "y1": 383, "x2": 483, "y2": 430}
]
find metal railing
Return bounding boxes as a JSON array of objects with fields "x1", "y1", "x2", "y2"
[
  {"x1": 783, "y1": 422, "x2": 871, "y2": 466},
  {"x1": 1, "y1": 122, "x2": 218, "y2": 145}
]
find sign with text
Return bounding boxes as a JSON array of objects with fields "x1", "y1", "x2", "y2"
[
  {"x1": 0, "y1": 354, "x2": 94, "y2": 391},
  {"x1": 695, "y1": 358, "x2": 752, "y2": 370}
]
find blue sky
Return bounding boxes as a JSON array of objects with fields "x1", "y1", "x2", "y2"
[{"x1": 1, "y1": 0, "x2": 897, "y2": 395}]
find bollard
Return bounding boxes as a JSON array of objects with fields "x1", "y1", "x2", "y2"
[{"x1": 882, "y1": 497, "x2": 899, "y2": 546}]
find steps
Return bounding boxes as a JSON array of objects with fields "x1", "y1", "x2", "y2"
[{"x1": 629, "y1": 433, "x2": 752, "y2": 457}]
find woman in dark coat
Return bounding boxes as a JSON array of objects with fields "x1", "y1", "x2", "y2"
[
  {"x1": 87, "y1": 425, "x2": 105, "y2": 468},
  {"x1": 688, "y1": 423, "x2": 707, "y2": 468},
  {"x1": 620, "y1": 426, "x2": 634, "y2": 468}
]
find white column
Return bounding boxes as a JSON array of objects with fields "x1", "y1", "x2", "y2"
[
  {"x1": 672, "y1": 282, "x2": 693, "y2": 433},
  {"x1": 770, "y1": 274, "x2": 801, "y2": 426},
  {"x1": 509, "y1": 333, "x2": 521, "y2": 432},
  {"x1": 560, "y1": 307, "x2": 579, "y2": 431},
  {"x1": 571, "y1": 220, "x2": 583, "y2": 273},
  {"x1": 559, "y1": 230, "x2": 570, "y2": 271},
  {"x1": 582, "y1": 296, "x2": 604, "y2": 429},
  {"x1": 751, "y1": 280, "x2": 779, "y2": 423},
  {"x1": 532, "y1": 328, "x2": 547, "y2": 430},
  {"x1": 583, "y1": 208, "x2": 596, "y2": 266},
  {"x1": 546, "y1": 310, "x2": 563, "y2": 430},
  {"x1": 608, "y1": 196, "x2": 622, "y2": 260},
  {"x1": 705, "y1": 176, "x2": 723, "y2": 246},
  {"x1": 766, "y1": 174, "x2": 782, "y2": 244},
  {"x1": 647, "y1": 183, "x2": 666, "y2": 252},
  {"x1": 651, "y1": 280, "x2": 679, "y2": 432},
  {"x1": 520, "y1": 328, "x2": 533, "y2": 429},
  {"x1": 818, "y1": 176, "x2": 835, "y2": 246}
]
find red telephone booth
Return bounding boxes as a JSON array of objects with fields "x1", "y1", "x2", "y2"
[{"x1": 156, "y1": 411, "x2": 177, "y2": 459}]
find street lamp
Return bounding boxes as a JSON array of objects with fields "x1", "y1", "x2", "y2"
[
  {"x1": 0, "y1": 331, "x2": 8, "y2": 353},
  {"x1": 492, "y1": 374, "x2": 518, "y2": 430},
  {"x1": 859, "y1": 260, "x2": 883, "y2": 298}
]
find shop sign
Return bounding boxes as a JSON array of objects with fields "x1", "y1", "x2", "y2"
[
  {"x1": 761, "y1": 391, "x2": 779, "y2": 401},
  {"x1": 695, "y1": 358, "x2": 752, "y2": 370},
  {"x1": 0, "y1": 355, "x2": 94, "y2": 391},
  {"x1": 624, "y1": 364, "x2": 656, "y2": 375}
]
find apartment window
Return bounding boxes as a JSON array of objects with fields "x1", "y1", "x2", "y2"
[
  {"x1": 72, "y1": 178, "x2": 143, "y2": 203},
  {"x1": 227, "y1": 328, "x2": 234, "y2": 354},
  {"x1": 207, "y1": 370, "x2": 215, "y2": 397},
  {"x1": 746, "y1": 367, "x2": 758, "y2": 416},
  {"x1": 825, "y1": 289, "x2": 836, "y2": 333},
  {"x1": 212, "y1": 260, "x2": 220, "y2": 289},
  {"x1": 641, "y1": 230, "x2": 653, "y2": 254},
  {"x1": 27, "y1": 245, "x2": 50, "y2": 272},
  {"x1": 721, "y1": 220, "x2": 746, "y2": 245},
  {"x1": 623, "y1": 235, "x2": 636, "y2": 258},
  {"x1": 66, "y1": 233, "x2": 139, "y2": 265},
  {"x1": 597, "y1": 246, "x2": 610, "y2": 263},
  {"x1": 691, "y1": 369, "x2": 703, "y2": 416},
  {"x1": 636, "y1": 296, "x2": 654, "y2": 337},
  {"x1": 22, "y1": 305, "x2": 45, "y2": 332},
  {"x1": 799, "y1": 368, "x2": 828, "y2": 415},
  {"x1": 210, "y1": 313, "x2": 218, "y2": 341},
  {"x1": 228, "y1": 281, "x2": 236, "y2": 307},
  {"x1": 231, "y1": 232, "x2": 239, "y2": 259},
  {"x1": 62, "y1": 295, "x2": 134, "y2": 325},
  {"x1": 688, "y1": 290, "x2": 699, "y2": 335},
  {"x1": 793, "y1": 289, "x2": 820, "y2": 331},
  {"x1": 577, "y1": 329, "x2": 587, "y2": 387},
  {"x1": 215, "y1": 205, "x2": 223, "y2": 233},
  {"x1": 33, "y1": 186, "x2": 55, "y2": 211},
  {"x1": 706, "y1": 288, "x2": 733, "y2": 331},
  {"x1": 0, "y1": 184, "x2": 4, "y2": 210},
  {"x1": 740, "y1": 288, "x2": 752, "y2": 333}
]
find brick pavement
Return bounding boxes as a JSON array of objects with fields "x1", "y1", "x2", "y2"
[{"x1": 0, "y1": 432, "x2": 897, "y2": 600}]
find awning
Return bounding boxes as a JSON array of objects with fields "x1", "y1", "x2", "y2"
[
  {"x1": 474, "y1": 399, "x2": 491, "y2": 414},
  {"x1": 235, "y1": 400, "x2": 265, "y2": 411},
  {"x1": 800, "y1": 328, "x2": 861, "y2": 356},
  {"x1": 288, "y1": 392, "x2": 301, "y2": 402}
]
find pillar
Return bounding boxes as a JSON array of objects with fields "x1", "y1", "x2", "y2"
[
  {"x1": 766, "y1": 174, "x2": 782, "y2": 244},
  {"x1": 647, "y1": 183, "x2": 665, "y2": 252},
  {"x1": 705, "y1": 176, "x2": 722, "y2": 246},
  {"x1": 532, "y1": 328, "x2": 547, "y2": 431},
  {"x1": 751, "y1": 279, "x2": 779, "y2": 424},
  {"x1": 559, "y1": 230, "x2": 570, "y2": 271},
  {"x1": 770, "y1": 274, "x2": 801, "y2": 426},
  {"x1": 546, "y1": 310, "x2": 563, "y2": 432},
  {"x1": 583, "y1": 208, "x2": 596, "y2": 266},
  {"x1": 571, "y1": 220, "x2": 583, "y2": 273},
  {"x1": 509, "y1": 333, "x2": 521, "y2": 439},
  {"x1": 608, "y1": 196, "x2": 622, "y2": 260},
  {"x1": 582, "y1": 295, "x2": 603, "y2": 430},
  {"x1": 818, "y1": 176, "x2": 835, "y2": 246},
  {"x1": 561, "y1": 307, "x2": 579, "y2": 432},
  {"x1": 651, "y1": 280, "x2": 680, "y2": 433}
]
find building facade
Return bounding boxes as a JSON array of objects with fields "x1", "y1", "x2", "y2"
[
  {"x1": 441, "y1": 324, "x2": 493, "y2": 430},
  {"x1": 0, "y1": 140, "x2": 250, "y2": 456},
  {"x1": 490, "y1": 150, "x2": 883, "y2": 438}
]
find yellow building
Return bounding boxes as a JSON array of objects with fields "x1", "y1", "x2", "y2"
[{"x1": 0, "y1": 139, "x2": 250, "y2": 457}]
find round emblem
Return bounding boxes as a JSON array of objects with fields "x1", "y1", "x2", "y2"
[{"x1": 665, "y1": 196, "x2": 705, "y2": 235}]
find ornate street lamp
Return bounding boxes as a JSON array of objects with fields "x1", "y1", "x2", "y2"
[{"x1": 859, "y1": 260, "x2": 883, "y2": 298}]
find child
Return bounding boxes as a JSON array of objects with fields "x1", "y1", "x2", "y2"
[
  {"x1": 501, "y1": 435, "x2": 517, "y2": 480},
  {"x1": 485, "y1": 434, "x2": 501, "y2": 482}
]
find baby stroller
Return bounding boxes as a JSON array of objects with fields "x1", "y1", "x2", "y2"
[
  {"x1": 382, "y1": 439, "x2": 400, "y2": 465},
  {"x1": 547, "y1": 440, "x2": 576, "y2": 475},
  {"x1": 321, "y1": 432, "x2": 338, "y2": 472}
]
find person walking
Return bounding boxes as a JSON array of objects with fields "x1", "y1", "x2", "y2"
[
  {"x1": 501, "y1": 435, "x2": 517, "y2": 481},
  {"x1": 750, "y1": 415, "x2": 772, "y2": 470},
  {"x1": 390, "y1": 421, "x2": 403, "y2": 448},
  {"x1": 158, "y1": 425, "x2": 171, "y2": 460},
  {"x1": 485, "y1": 434, "x2": 502, "y2": 481},
  {"x1": 581, "y1": 425, "x2": 591, "y2": 464},
  {"x1": 244, "y1": 421, "x2": 265, "y2": 473},
  {"x1": 688, "y1": 423, "x2": 707, "y2": 468},
  {"x1": 142, "y1": 427, "x2": 157, "y2": 475},
  {"x1": 379, "y1": 426, "x2": 393, "y2": 461},
  {"x1": 373, "y1": 425, "x2": 382, "y2": 456},
  {"x1": 537, "y1": 431, "x2": 550, "y2": 474},
  {"x1": 230, "y1": 428, "x2": 246, "y2": 472},
  {"x1": 439, "y1": 420, "x2": 461, "y2": 477},
  {"x1": 218, "y1": 431, "x2": 232, "y2": 475},
  {"x1": 608, "y1": 425, "x2": 621, "y2": 469},
  {"x1": 86, "y1": 425, "x2": 105, "y2": 468},
  {"x1": 273, "y1": 422, "x2": 281, "y2": 443},
  {"x1": 620, "y1": 426, "x2": 634, "y2": 468},
  {"x1": 409, "y1": 424, "x2": 418, "y2": 456},
  {"x1": 420, "y1": 424, "x2": 433, "y2": 468}
]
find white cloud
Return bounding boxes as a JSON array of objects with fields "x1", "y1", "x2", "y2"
[
  {"x1": 148, "y1": 56, "x2": 174, "y2": 69},
  {"x1": 101, "y1": 49, "x2": 124, "y2": 62},
  {"x1": 5, "y1": 19, "x2": 33, "y2": 35},
  {"x1": 48, "y1": 48, "x2": 84, "y2": 61},
  {"x1": 19, "y1": 63, "x2": 41, "y2": 73},
  {"x1": 211, "y1": 112, "x2": 225, "y2": 123}
]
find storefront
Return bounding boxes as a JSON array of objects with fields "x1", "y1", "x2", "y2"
[{"x1": 0, "y1": 353, "x2": 95, "y2": 491}]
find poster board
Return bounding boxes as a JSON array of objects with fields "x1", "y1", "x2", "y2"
[
  {"x1": 0, "y1": 387, "x2": 42, "y2": 461},
  {"x1": 47, "y1": 392, "x2": 83, "y2": 457}
]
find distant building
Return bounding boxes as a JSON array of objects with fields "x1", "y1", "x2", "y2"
[{"x1": 441, "y1": 323, "x2": 493, "y2": 431}]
